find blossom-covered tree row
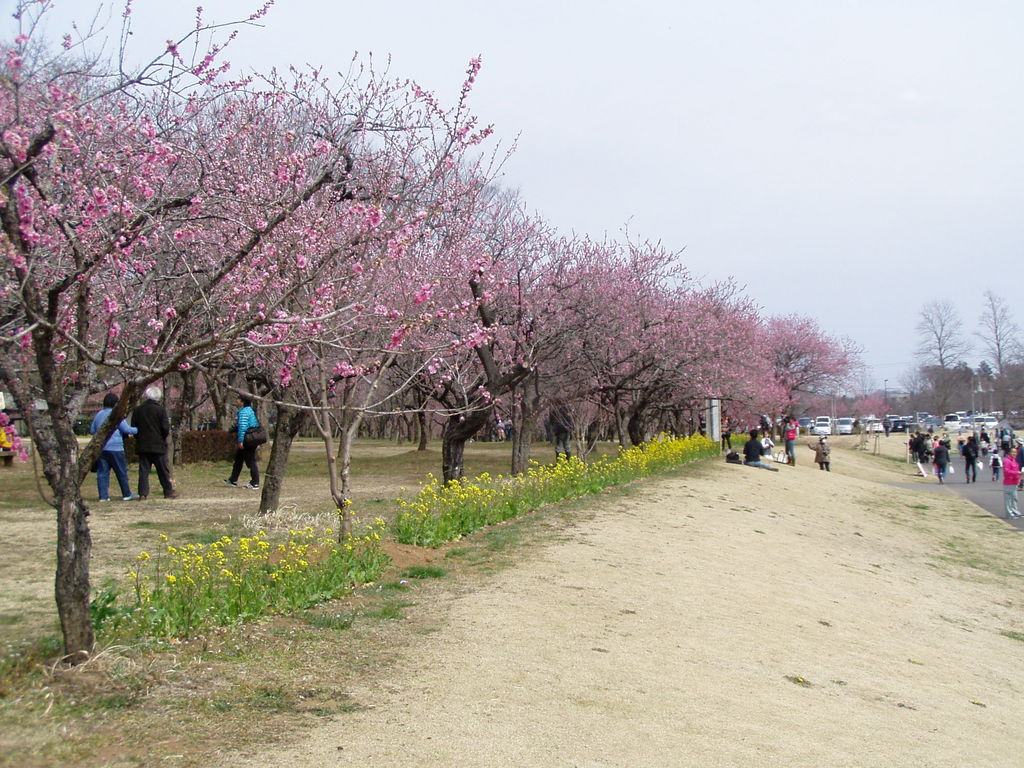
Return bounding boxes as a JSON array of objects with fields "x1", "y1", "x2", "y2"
[{"x1": 0, "y1": 2, "x2": 857, "y2": 660}]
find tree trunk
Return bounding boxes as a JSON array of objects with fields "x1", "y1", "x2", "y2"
[
  {"x1": 585, "y1": 419, "x2": 601, "y2": 455},
  {"x1": 336, "y1": 423, "x2": 357, "y2": 537},
  {"x1": 259, "y1": 405, "x2": 306, "y2": 515},
  {"x1": 510, "y1": 380, "x2": 538, "y2": 476},
  {"x1": 441, "y1": 409, "x2": 491, "y2": 482},
  {"x1": 627, "y1": 408, "x2": 646, "y2": 446},
  {"x1": 55, "y1": 483, "x2": 94, "y2": 663},
  {"x1": 170, "y1": 369, "x2": 198, "y2": 466},
  {"x1": 614, "y1": 404, "x2": 629, "y2": 448},
  {"x1": 417, "y1": 409, "x2": 429, "y2": 451},
  {"x1": 510, "y1": 410, "x2": 531, "y2": 475}
]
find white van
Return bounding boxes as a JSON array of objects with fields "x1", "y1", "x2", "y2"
[
  {"x1": 971, "y1": 414, "x2": 998, "y2": 431},
  {"x1": 942, "y1": 413, "x2": 961, "y2": 432},
  {"x1": 836, "y1": 417, "x2": 854, "y2": 435},
  {"x1": 813, "y1": 416, "x2": 832, "y2": 436}
]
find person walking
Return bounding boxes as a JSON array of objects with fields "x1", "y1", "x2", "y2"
[
  {"x1": 548, "y1": 405, "x2": 572, "y2": 460},
  {"x1": 224, "y1": 395, "x2": 261, "y2": 489},
  {"x1": 1001, "y1": 450, "x2": 1021, "y2": 519},
  {"x1": 991, "y1": 450, "x2": 1002, "y2": 482},
  {"x1": 962, "y1": 435, "x2": 979, "y2": 483},
  {"x1": 90, "y1": 393, "x2": 139, "y2": 501},
  {"x1": 933, "y1": 439, "x2": 950, "y2": 484},
  {"x1": 808, "y1": 436, "x2": 831, "y2": 471},
  {"x1": 911, "y1": 432, "x2": 931, "y2": 477},
  {"x1": 133, "y1": 385, "x2": 179, "y2": 500}
]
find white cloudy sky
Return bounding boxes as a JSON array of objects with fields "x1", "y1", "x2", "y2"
[{"x1": 22, "y1": 0, "x2": 1024, "y2": 391}]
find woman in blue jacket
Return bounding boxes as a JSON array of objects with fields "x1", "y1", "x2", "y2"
[
  {"x1": 90, "y1": 393, "x2": 139, "y2": 501},
  {"x1": 224, "y1": 395, "x2": 260, "y2": 489}
]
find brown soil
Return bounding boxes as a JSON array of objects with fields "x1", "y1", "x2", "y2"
[{"x1": 215, "y1": 435, "x2": 1024, "y2": 767}]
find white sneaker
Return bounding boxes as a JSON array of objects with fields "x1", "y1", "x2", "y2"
[{"x1": 244, "y1": 483, "x2": 259, "y2": 490}]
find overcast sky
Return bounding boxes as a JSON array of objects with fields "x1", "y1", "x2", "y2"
[{"x1": 23, "y1": 1, "x2": 1024, "y2": 392}]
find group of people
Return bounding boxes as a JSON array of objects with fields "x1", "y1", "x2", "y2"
[
  {"x1": 730, "y1": 416, "x2": 832, "y2": 473},
  {"x1": 90, "y1": 386, "x2": 179, "y2": 501},
  {"x1": 91, "y1": 389, "x2": 263, "y2": 501},
  {"x1": 908, "y1": 429, "x2": 1023, "y2": 519}
]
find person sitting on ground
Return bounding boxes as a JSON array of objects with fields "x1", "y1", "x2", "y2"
[
  {"x1": 743, "y1": 429, "x2": 779, "y2": 471},
  {"x1": 808, "y1": 435, "x2": 831, "y2": 471}
]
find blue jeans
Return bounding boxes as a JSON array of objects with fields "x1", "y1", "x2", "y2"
[{"x1": 97, "y1": 450, "x2": 132, "y2": 499}]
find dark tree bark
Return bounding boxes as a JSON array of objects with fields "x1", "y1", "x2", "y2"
[
  {"x1": 170, "y1": 368, "x2": 198, "y2": 466},
  {"x1": 55, "y1": 488, "x2": 93, "y2": 663},
  {"x1": 259, "y1": 404, "x2": 307, "y2": 515},
  {"x1": 416, "y1": 409, "x2": 429, "y2": 451},
  {"x1": 626, "y1": 409, "x2": 646, "y2": 446},
  {"x1": 441, "y1": 409, "x2": 491, "y2": 482},
  {"x1": 510, "y1": 375, "x2": 540, "y2": 475}
]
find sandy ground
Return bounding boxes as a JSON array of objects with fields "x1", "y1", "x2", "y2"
[{"x1": 223, "y1": 436, "x2": 1024, "y2": 768}]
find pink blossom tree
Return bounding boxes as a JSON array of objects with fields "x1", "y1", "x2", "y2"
[
  {"x1": 763, "y1": 315, "x2": 861, "y2": 427},
  {"x1": 0, "y1": 3, "x2": 495, "y2": 659}
]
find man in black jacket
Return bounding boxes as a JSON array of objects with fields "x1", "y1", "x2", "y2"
[
  {"x1": 133, "y1": 385, "x2": 179, "y2": 500},
  {"x1": 743, "y1": 429, "x2": 779, "y2": 471},
  {"x1": 962, "y1": 434, "x2": 979, "y2": 483}
]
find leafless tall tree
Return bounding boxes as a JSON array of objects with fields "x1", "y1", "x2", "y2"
[
  {"x1": 915, "y1": 300, "x2": 971, "y2": 369},
  {"x1": 976, "y1": 290, "x2": 1020, "y2": 375}
]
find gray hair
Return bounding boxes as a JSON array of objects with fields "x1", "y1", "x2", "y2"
[{"x1": 144, "y1": 385, "x2": 163, "y2": 401}]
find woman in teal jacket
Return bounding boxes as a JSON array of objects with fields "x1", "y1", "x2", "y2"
[{"x1": 224, "y1": 395, "x2": 260, "y2": 489}]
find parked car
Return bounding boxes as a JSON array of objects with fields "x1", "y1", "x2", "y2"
[
  {"x1": 813, "y1": 416, "x2": 832, "y2": 436},
  {"x1": 798, "y1": 417, "x2": 813, "y2": 433},
  {"x1": 942, "y1": 413, "x2": 962, "y2": 432},
  {"x1": 937, "y1": 415, "x2": 962, "y2": 434},
  {"x1": 836, "y1": 417, "x2": 854, "y2": 435},
  {"x1": 970, "y1": 414, "x2": 998, "y2": 432},
  {"x1": 890, "y1": 418, "x2": 908, "y2": 433},
  {"x1": 866, "y1": 419, "x2": 884, "y2": 433}
]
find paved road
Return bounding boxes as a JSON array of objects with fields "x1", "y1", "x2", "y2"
[{"x1": 893, "y1": 469, "x2": 1024, "y2": 529}]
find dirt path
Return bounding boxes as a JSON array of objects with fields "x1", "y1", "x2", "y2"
[{"x1": 220, "y1": 438, "x2": 1024, "y2": 767}]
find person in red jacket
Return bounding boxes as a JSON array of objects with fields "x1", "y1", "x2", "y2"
[
  {"x1": 1001, "y1": 449, "x2": 1021, "y2": 519},
  {"x1": 784, "y1": 417, "x2": 798, "y2": 466}
]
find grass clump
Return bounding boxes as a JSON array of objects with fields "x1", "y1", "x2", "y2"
[
  {"x1": 401, "y1": 565, "x2": 446, "y2": 579},
  {"x1": 300, "y1": 610, "x2": 356, "y2": 631}
]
